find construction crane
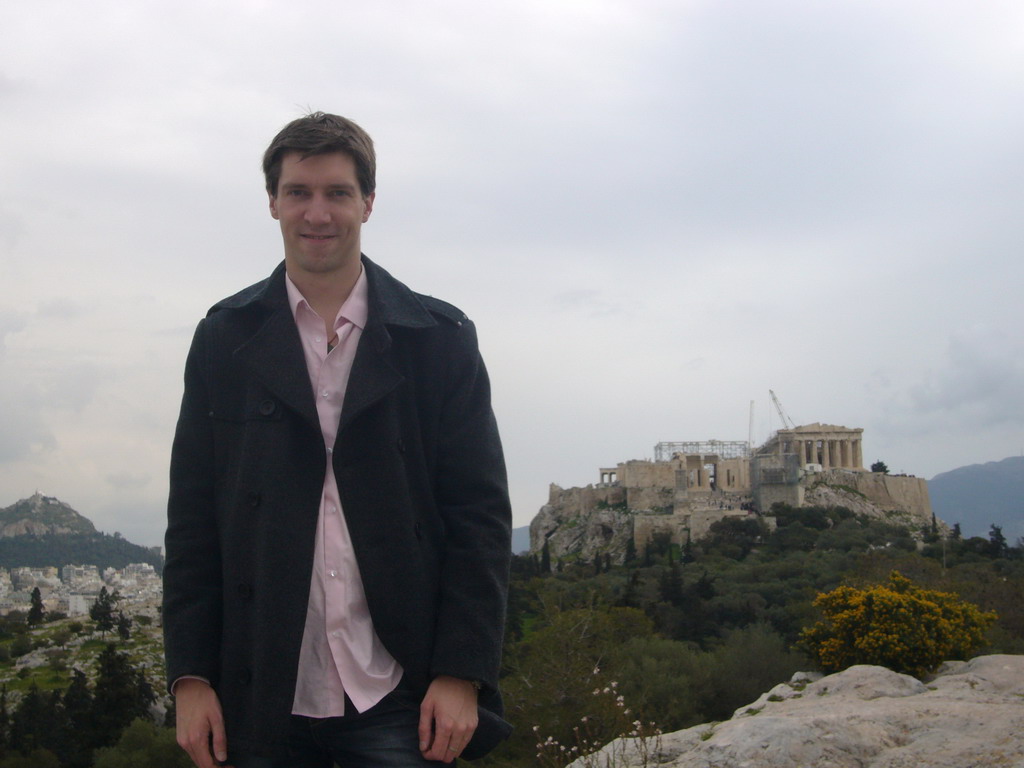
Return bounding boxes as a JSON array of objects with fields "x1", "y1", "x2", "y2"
[{"x1": 769, "y1": 389, "x2": 796, "y2": 430}]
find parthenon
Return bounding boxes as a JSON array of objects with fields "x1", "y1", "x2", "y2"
[{"x1": 759, "y1": 423, "x2": 864, "y2": 471}]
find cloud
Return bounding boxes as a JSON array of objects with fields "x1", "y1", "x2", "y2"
[
  {"x1": 37, "y1": 298, "x2": 86, "y2": 319},
  {"x1": 908, "y1": 327, "x2": 1024, "y2": 428},
  {"x1": 0, "y1": 379, "x2": 55, "y2": 462},
  {"x1": 105, "y1": 471, "x2": 152, "y2": 490}
]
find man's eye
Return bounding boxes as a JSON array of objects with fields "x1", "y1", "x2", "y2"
[
  {"x1": 330, "y1": 190, "x2": 351, "y2": 197},
  {"x1": 287, "y1": 189, "x2": 308, "y2": 197}
]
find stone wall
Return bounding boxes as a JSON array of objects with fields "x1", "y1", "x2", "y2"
[
  {"x1": 806, "y1": 469, "x2": 934, "y2": 528},
  {"x1": 618, "y1": 459, "x2": 677, "y2": 489}
]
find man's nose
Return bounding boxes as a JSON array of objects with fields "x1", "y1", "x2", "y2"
[{"x1": 304, "y1": 195, "x2": 331, "y2": 224}]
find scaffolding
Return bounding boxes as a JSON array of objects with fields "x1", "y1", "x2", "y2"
[{"x1": 654, "y1": 440, "x2": 752, "y2": 462}]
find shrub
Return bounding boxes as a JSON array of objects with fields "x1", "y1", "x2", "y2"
[{"x1": 800, "y1": 571, "x2": 997, "y2": 678}]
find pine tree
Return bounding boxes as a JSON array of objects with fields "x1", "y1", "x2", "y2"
[
  {"x1": 658, "y1": 565, "x2": 685, "y2": 606},
  {"x1": 989, "y1": 525, "x2": 1009, "y2": 558},
  {"x1": 116, "y1": 612, "x2": 133, "y2": 641},
  {"x1": 92, "y1": 644, "x2": 155, "y2": 749},
  {"x1": 90, "y1": 588, "x2": 116, "y2": 636},
  {"x1": 59, "y1": 669, "x2": 96, "y2": 768},
  {"x1": 27, "y1": 588, "x2": 45, "y2": 626},
  {"x1": 9, "y1": 684, "x2": 55, "y2": 754}
]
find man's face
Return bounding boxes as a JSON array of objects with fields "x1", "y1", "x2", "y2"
[{"x1": 269, "y1": 151, "x2": 374, "y2": 279}]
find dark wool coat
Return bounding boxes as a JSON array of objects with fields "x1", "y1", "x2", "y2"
[{"x1": 163, "y1": 257, "x2": 512, "y2": 758}]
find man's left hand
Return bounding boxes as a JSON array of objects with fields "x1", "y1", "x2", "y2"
[{"x1": 419, "y1": 675, "x2": 479, "y2": 763}]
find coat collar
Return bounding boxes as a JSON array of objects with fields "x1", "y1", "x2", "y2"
[
  {"x1": 213, "y1": 255, "x2": 430, "y2": 437},
  {"x1": 212, "y1": 255, "x2": 438, "y2": 333}
]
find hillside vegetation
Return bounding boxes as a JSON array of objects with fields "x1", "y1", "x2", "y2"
[
  {"x1": 479, "y1": 504, "x2": 1024, "y2": 767},
  {"x1": 0, "y1": 504, "x2": 1019, "y2": 766}
]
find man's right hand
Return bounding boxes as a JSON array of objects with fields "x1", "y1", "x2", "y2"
[{"x1": 175, "y1": 678, "x2": 230, "y2": 768}]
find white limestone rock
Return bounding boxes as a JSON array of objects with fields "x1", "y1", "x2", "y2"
[{"x1": 570, "y1": 655, "x2": 1024, "y2": 768}]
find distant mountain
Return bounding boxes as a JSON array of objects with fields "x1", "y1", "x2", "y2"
[
  {"x1": 0, "y1": 493, "x2": 163, "y2": 573},
  {"x1": 929, "y1": 457, "x2": 1024, "y2": 541},
  {"x1": 0, "y1": 492, "x2": 96, "y2": 537}
]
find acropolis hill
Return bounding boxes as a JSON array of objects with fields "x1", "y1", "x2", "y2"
[{"x1": 530, "y1": 423, "x2": 936, "y2": 564}]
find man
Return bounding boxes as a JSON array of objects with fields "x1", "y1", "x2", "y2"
[{"x1": 163, "y1": 112, "x2": 512, "y2": 767}]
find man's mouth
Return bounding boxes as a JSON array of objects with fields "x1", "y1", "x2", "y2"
[{"x1": 302, "y1": 234, "x2": 335, "y2": 241}]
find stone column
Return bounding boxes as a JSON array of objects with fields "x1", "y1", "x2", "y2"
[{"x1": 822, "y1": 439, "x2": 831, "y2": 470}]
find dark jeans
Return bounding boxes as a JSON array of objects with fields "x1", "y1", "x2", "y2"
[{"x1": 231, "y1": 690, "x2": 447, "y2": 768}]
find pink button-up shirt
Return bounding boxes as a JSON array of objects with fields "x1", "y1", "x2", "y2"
[{"x1": 285, "y1": 268, "x2": 403, "y2": 717}]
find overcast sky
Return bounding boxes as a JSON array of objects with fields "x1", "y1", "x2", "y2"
[{"x1": 1, "y1": 0, "x2": 1022, "y2": 546}]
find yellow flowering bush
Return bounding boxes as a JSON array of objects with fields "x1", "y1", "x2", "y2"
[{"x1": 800, "y1": 571, "x2": 997, "y2": 678}]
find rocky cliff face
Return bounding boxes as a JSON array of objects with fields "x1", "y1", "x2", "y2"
[
  {"x1": 0, "y1": 492, "x2": 97, "y2": 537},
  {"x1": 572, "y1": 655, "x2": 1024, "y2": 767},
  {"x1": 530, "y1": 484, "x2": 634, "y2": 565},
  {"x1": 805, "y1": 469, "x2": 935, "y2": 530}
]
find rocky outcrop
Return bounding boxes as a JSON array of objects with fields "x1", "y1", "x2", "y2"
[
  {"x1": 804, "y1": 469, "x2": 935, "y2": 531},
  {"x1": 572, "y1": 655, "x2": 1024, "y2": 767},
  {"x1": 530, "y1": 484, "x2": 635, "y2": 565}
]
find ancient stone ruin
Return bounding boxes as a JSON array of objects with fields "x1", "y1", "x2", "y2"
[{"x1": 530, "y1": 423, "x2": 935, "y2": 564}]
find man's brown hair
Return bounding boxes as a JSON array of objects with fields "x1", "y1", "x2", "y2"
[{"x1": 262, "y1": 112, "x2": 376, "y2": 197}]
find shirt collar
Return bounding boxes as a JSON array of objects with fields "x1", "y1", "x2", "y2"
[{"x1": 284, "y1": 267, "x2": 369, "y2": 331}]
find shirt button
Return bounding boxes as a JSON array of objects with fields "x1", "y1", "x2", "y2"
[
  {"x1": 326, "y1": 447, "x2": 333, "y2": 454},
  {"x1": 327, "y1": 505, "x2": 336, "y2": 514},
  {"x1": 322, "y1": 390, "x2": 330, "y2": 398},
  {"x1": 331, "y1": 630, "x2": 341, "y2": 638},
  {"x1": 315, "y1": 336, "x2": 322, "y2": 343},
  {"x1": 329, "y1": 570, "x2": 337, "y2": 578}
]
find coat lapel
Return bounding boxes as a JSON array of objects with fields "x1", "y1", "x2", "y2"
[
  {"x1": 233, "y1": 303, "x2": 320, "y2": 434},
  {"x1": 338, "y1": 321, "x2": 403, "y2": 433},
  {"x1": 337, "y1": 257, "x2": 438, "y2": 433}
]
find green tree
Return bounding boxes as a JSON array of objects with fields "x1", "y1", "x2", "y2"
[
  {"x1": 58, "y1": 669, "x2": 97, "y2": 768},
  {"x1": 50, "y1": 629, "x2": 71, "y2": 649},
  {"x1": 92, "y1": 644, "x2": 156, "y2": 749},
  {"x1": 92, "y1": 719, "x2": 192, "y2": 768},
  {"x1": 9, "y1": 685, "x2": 55, "y2": 755},
  {"x1": 500, "y1": 606, "x2": 654, "y2": 764},
  {"x1": 90, "y1": 588, "x2": 116, "y2": 636},
  {"x1": 800, "y1": 571, "x2": 998, "y2": 677},
  {"x1": 870, "y1": 460, "x2": 889, "y2": 474},
  {"x1": 26, "y1": 589, "x2": 45, "y2": 627},
  {"x1": 116, "y1": 611, "x2": 133, "y2": 641},
  {"x1": 658, "y1": 565, "x2": 684, "y2": 607},
  {"x1": 989, "y1": 525, "x2": 1008, "y2": 558},
  {"x1": 9, "y1": 635, "x2": 32, "y2": 658}
]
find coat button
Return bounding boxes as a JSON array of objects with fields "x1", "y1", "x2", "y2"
[
  {"x1": 414, "y1": 522, "x2": 422, "y2": 540},
  {"x1": 237, "y1": 583, "x2": 253, "y2": 599},
  {"x1": 259, "y1": 399, "x2": 276, "y2": 416},
  {"x1": 238, "y1": 669, "x2": 252, "y2": 685},
  {"x1": 397, "y1": 438, "x2": 406, "y2": 453},
  {"x1": 247, "y1": 490, "x2": 261, "y2": 508}
]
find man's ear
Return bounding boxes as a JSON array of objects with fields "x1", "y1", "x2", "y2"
[
  {"x1": 269, "y1": 193, "x2": 279, "y2": 220},
  {"x1": 362, "y1": 192, "x2": 375, "y2": 223}
]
